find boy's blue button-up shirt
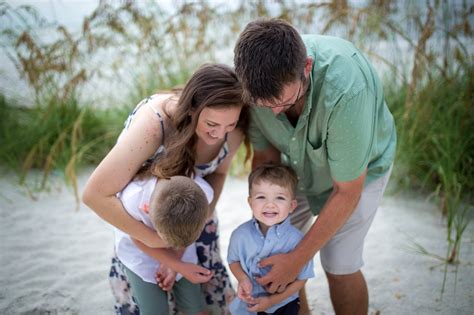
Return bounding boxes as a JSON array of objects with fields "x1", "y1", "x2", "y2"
[{"x1": 227, "y1": 217, "x2": 315, "y2": 314}]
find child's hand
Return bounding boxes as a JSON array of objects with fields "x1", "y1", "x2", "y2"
[
  {"x1": 179, "y1": 262, "x2": 213, "y2": 284},
  {"x1": 155, "y1": 264, "x2": 176, "y2": 291},
  {"x1": 247, "y1": 296, "x2": 272, "y2": 313},
  {"x1": 237, "y1": 277, "x2": 254, "y2": 304}
]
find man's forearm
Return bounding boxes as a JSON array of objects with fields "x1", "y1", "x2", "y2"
[
  {"x1": 293, "y1": 187, "x2": 362, "y2": 264},
  {"x1": 269, "y1": 279, "x2": 306, "y2": 306}
]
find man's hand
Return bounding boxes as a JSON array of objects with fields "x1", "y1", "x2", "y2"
[
  {"x1": 247, "y1": 296, "x2": 272, "y2": 313},
  {"x1": 237, "y1": 277, "x2": 255, "y2": 304},
  {"x1": 155, "y1": 264, "x2": 176, "y2": 291},
  {"x1": 256, "y1": 252, "x2": 301, "y2": 293},
  {"x1": 178, "y1": 262, "x2": 213, "y2": 284}
]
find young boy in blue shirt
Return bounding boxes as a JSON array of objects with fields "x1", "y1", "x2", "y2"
[{"x1": 227, "y1": 164, "x2": 315, "y2": 314}]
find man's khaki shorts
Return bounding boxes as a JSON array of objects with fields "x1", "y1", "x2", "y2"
[{"x1": 290, "y1": 168, "x2": 392, "y2": 275}]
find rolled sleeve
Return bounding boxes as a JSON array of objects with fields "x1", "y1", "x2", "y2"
[
  {"x1": 226, "y1": 230, "x2": 241, "y2": 265},
  {"x1": 327, "y1": 87, "x2": 374, "y2": 182}
]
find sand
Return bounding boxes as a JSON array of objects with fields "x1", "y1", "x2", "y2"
[{"x1": 0, "y1": 170, "x2": 473, "y2": 314}]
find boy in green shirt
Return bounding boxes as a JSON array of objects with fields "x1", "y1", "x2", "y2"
[{"x1": 234, "y1": 18, "x2": 396, "y2": 314}]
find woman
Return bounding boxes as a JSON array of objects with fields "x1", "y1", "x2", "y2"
[{"x1": 82, "y1": 64, "x2": 248, "y2": 314}]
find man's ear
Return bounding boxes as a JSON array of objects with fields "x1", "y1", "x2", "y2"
[
  {"x1": 289, "y1": 199, "x2": 298, "y2": 213},
  {"x1": 304, "y1": 57, "x2": 313, "y2": 78}
]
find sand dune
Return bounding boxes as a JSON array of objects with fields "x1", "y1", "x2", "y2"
[{"x1": 0, "y1": 170, "x2": 472, "y2": 314}]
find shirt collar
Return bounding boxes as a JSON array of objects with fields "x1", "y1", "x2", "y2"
[
  {"x1": 251, "y1": 216, "x2": 292, "y2": 239},
  {"x1": 299, "y1": 63, "x2": 315, "y2": 119}
]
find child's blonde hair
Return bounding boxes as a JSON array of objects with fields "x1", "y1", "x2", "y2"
[
  {"x1": 248, "y1": 164, "x2": 298, "y2": 196},
  {"x1": 149, "y1": 176, "x2": 209, "y2": 248}
]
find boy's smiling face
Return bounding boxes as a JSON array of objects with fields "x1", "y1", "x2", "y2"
[{"x1": 248, "y1": 180, "x2": 297, "y2": 233}]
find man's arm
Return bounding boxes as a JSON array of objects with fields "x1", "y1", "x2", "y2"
[
  {"x1": 257, "y1": 170, "x2": 366, "y2": 292},
  {"x1": 247, "y1": 279, "x2": 307, "y2": 313}
]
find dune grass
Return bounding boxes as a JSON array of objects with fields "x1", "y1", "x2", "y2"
[
  {"x1": 1, "y1": 0, "x2": 472, "y2": 284},
  {"x1": 0, "y1": 94, "x2": 128, "y2": 202}
]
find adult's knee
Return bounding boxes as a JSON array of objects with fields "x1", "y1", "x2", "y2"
[{"x1": 325, "y1": 269, "x2": 362, "y2": 284}]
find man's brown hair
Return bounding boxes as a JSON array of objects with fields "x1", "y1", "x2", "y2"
[
  {"x1": 234, "y1": 18, "x2": 307, "y2": 103},
  {"x1": 248, "y1": 164, "x2": 298, "y2": 197},
  {"x1": 149, "y1": 176, "x2": 209, "y2": 248}
]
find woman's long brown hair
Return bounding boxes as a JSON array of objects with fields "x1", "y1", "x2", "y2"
[{"x1": 150, "y1": 63, "x2": 248, "y2": 178}]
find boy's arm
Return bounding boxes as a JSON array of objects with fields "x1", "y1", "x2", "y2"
[
  {"x1": 132, "y1": 238, "x2": 212, "y2": 284},
  {"x1": 247, "y1": 279, "x2": 307, "y2": 313},
  {"x1": 228, "y1": 261, "x2": 248, "y2": 283},
  {"x1": 229, "y1": 262, "x2": 254, "y2": 304}
]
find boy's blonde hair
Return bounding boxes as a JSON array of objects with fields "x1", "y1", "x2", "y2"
[
  {"x1": 248, "y1": 164, "x2": 298, "y2": 196},
  {"x1": 149, "y1": 176, "x2": 209, "y2": 248}
]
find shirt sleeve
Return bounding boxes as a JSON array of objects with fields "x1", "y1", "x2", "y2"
[
  {"x1": 227, "y1": 229, "x2": 242, "y2": 265},
  {"x1": 248, "y1": 108, "x2": 271, "y2": 151},
  {"x1": 193, "y1": 176, "x2": 214, "y2": 204},
  {"x1": 326, "y1": 87, "x2": 375, "y2": 182},
  {"x1": 117, "y1": 182, "x2": 144, "y2": 221},
  {"x1": 297, "y1": 257, "x2": 315, "y2": 280}
]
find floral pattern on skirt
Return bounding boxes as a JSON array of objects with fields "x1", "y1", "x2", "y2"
[{"x1": 109, "y1": 218, "x2": 235, "y2": 315}]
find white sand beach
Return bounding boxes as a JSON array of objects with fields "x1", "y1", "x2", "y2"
[{"x1": 0, "y1": 170, "x2": 473, "y2": 314}]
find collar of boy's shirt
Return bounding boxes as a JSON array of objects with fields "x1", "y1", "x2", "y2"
[{"x1": 251, "y1": 216, "x2": 292, "y2": 239}]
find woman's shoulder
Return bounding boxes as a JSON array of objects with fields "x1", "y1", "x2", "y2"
[
  {"x1": 128, "y1": 93, "x2": 176, "y2": 128},
  {"x1": 142, "y1": 93, "x2": 177, "y2": 115},
  {"x1": 226, "y1": 127, "x2": 244, "y2": 151}
]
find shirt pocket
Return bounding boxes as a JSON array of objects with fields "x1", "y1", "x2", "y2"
[{"x1": 304, "y1": 141, "x2": 333, "y2": 194}]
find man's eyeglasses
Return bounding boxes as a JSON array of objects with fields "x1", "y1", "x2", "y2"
[{"x1": 253, "y1": 81, "x2": 303, "y2": 109}]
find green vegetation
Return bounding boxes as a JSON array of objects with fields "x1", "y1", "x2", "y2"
[
  {"x1": 0, "y1": 94, "x2": 128, "y2": 201},
  {"x1": 0, "y1": 0, "x2": 472, "y2": 283}
]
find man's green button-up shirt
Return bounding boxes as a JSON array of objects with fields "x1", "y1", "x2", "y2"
[{"x1": 248, "y1": 35, "x2": 397, "y2": 214}]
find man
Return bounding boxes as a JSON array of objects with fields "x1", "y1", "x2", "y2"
[{"x1": 234, "y1": 18, "x2": 396, "y2": 315}]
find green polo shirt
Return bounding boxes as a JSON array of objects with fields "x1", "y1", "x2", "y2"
[{"x1": 248, "y1": 35, "x2": 397, "y2": 214}]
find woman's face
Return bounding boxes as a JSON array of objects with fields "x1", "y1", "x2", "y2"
[{"x1": 195, "y1": 106, "x2": 242, "y2": 145}]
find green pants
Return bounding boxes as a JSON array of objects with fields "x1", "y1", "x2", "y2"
[{"x1": 123, "y1": 265, "x2": 205, "y2": 315}]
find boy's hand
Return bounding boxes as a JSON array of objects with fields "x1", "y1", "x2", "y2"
[
  {"x1": 179, "y1": 262, "x2": 213, "y2": 284},
  {"x1": 247, "y1": 296, "x2": 272, "y2": 313},
  {"x1": 237, "y1": 277, "x2": 255, "y2": 304},
  {"x1": 155, "y1": 264, "x2": 176, "y2": 291}
]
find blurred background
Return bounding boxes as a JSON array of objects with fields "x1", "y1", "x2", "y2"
[{"x1": 0, "y1": 0, "x2": 472, "y2": 279}]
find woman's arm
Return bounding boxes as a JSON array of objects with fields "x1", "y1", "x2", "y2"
[
  {"x1": 204, "y1": 128, "x2": 244, "y2": 215},
  {"x1": 82, "y1": 99, "x2": 167, "y2": 247}
]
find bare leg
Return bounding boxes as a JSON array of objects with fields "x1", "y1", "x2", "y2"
[
  {"x1": 326, "y1": 270, "x2": 368, "y2": 315},
  {"x1": 299, "y1": 286, "x2": 311, "y2": 315}
]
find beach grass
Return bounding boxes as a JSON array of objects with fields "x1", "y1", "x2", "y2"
[{"x1": 1, "y1": 0, "x2": 472, "y2": 275}]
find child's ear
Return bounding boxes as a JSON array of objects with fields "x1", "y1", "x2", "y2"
[
  {"x1": 247, "y1": 196, "x2": 252, "y2": 206},
  {"x1": 289, "y1": 199, "x2": 298, "y2": 213}
]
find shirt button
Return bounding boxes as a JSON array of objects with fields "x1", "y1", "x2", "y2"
[
  {"x1": 292, "y1": 137, "x2": 296, "y2": 141},
  {"x1": 293, "y1": 161, "x2": 297, "y2": 165}
]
